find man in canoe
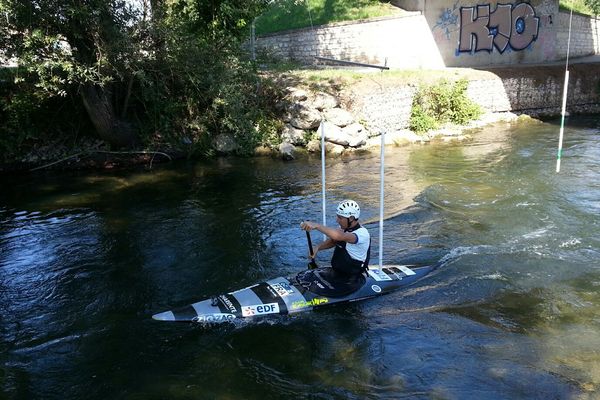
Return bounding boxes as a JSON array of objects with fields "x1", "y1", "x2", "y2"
[{"x1": 300, "y1": 199, "x2": 371, "y2": 279}]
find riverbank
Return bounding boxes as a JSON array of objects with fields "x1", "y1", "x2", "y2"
[
  {"x1": 2, "y1": 63, "x2": 598, "y2": 173},
  {"x1": 252, "y1": 68, "x2": 541, "y2": 161}
]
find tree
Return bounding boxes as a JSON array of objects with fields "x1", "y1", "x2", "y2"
[
  {"x1": 585, "y1": 0, "x2": 600, "y2": 15},
  {"x1": 0, "y1": 0, "x2": 269, "y2": 150},
  {"x1": 0, "y1": 0, "x2": 146, "y2": 147}
]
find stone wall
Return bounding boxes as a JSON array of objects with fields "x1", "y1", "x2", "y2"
[
  {"x1": 255, "y1": 1, "x2": 600, "y2": 69},
  {"x1": 256, "y1": 13, "x2": 445, "y2": 69},
  {"x1": 556, "y1": 12, "x2": 600, "y2": 59}
]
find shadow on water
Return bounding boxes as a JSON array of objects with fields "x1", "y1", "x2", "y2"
[
  {"x1": 445, "y1": 289, "x2": 550, "y2": 333},
  {"x1": 0, "y1": 161, "x2": 296, "y2": 398}
]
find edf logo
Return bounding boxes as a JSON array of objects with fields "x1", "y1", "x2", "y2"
[
  {"x1": 256, "y1": 304, "x2": 276, "y2": 313},
  {"x1": 459, "y1": 3, "x2": 540, "y2": 53},
  {"x1": 242, "y1": 303, "x2": 280, "y2": 317}
]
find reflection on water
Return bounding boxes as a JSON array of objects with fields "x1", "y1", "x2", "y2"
[{"x1": 1, "y1": 116, "x2": 600, "y2": 398}]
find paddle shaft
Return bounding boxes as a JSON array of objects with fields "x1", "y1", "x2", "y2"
[{"x1": 306, "y1": 231, "x2": 318, "y2": 269}]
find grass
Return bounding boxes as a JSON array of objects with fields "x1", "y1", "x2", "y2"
[
  {"x1": 559, "y1": 0, "x2": 598, "y2": 15},
  {"x1": 282, "y1": 67, "x2": 493, "y2": 85},
  {"x1": 255, "y1": 0, "x2": 401, "y2": 35}
]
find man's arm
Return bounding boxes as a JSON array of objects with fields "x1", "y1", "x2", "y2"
[{"x1": 300, "y1": 221, "x2": 357, "y2": 243}]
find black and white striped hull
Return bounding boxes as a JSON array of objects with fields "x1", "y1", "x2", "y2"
[{"x1": 152, "y1": 264, "x2": 435, "y2": 323}]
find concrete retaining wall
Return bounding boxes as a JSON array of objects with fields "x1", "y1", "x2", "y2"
[{"x1": 256, "y1": 13, "x2": 445, "y2": 69}]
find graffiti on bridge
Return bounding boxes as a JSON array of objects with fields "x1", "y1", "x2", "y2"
[{"x1": 459, "y1": 3, "x2": 540, "y2": 53}]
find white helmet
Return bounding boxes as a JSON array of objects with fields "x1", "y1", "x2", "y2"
[{"x1": 336, "y1": 199, "x2": 360, "y2": 219}]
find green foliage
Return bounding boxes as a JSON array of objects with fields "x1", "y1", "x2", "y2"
[
  {"x1": 0, "y1": 72, "x2": 39, "y2": 158},
  {"x1": 255, "y1": 0, "x2": 398, "y2": 35},
  {"x1": 0, "y1": 0, "x2": 288, "y2": 160},
  {"x1": 135, "y1": 27, "x2": 286, "y2": 155},
  {"x1": 409, "y1": 101, "x2": 438, "y2": 133},
  {"x1": 560, "y1": 0, "x2": 599, "y2": 15},
  {"x1": 410, "y1": 79, "x2": 482, "y2": 135},
  {"x1": 584, "y1": 0, "x2": 600, "y2": 14},
  {"x1": 0, "y1": 67, "x2": 92, "y2": 162}
]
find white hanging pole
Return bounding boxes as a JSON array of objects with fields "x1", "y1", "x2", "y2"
[
  {"x1": 556, "y1": 71, "x2": 570, "y2": 173},
  {"x1": 379, "y1": 131, "x2": 385, "y2": 270},
  {"x1": 557, "y1": 9, "x2": 573, "y2": 173},
  {"x1": 321, "y1": 121, "x2": 327, "y2": 240}
]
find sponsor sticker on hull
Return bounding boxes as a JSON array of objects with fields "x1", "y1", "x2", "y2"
[
  {"x1": 242, "y1": 303, "x2": 280, "y2": 317},
  {"x1": 368, "y1": 269, "x2": 392, "y2": 281},
  {"x1": 269, "y1": 282, "x2": 295, "y2": 297},
  {"x1": 193, "y1": 313, "x2": 236, "y2": 323},
  {"x1": 218, "y1": 295, "x2": 238, "y2": 313},
  {"x1": 291, "y1": 298, "x2": 329, "y2": 310}
]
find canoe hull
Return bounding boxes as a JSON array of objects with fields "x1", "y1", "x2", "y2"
[{"x1": 152, "y1": 264, "x2": 435, "y2": 323}]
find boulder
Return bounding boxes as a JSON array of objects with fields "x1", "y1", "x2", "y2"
[
  {"x1": 290, "y1": 105, "x2": 322, "y2": 130},
  {"x1": 342, "y1": 123, "x2": 368, "y2": 147},
  {"x1": 280, "y1": 124, "x2": 306, "y2": 145},
  {"x1": 213, "y1": 133, "x2": 238, "y2": 153},
  {"x1": 317, "y1": 121, "x2": 349, "y2": 146},
  {"x1": 342, "y1": 122, "x2": 364, "y2": 136},
  {"x1": 323, "y1": 108, "x2": 354, "y2": 127},
  {"x1": 325, "y1": 142, "x2": 345, "y2": 156},
  {"x1": 278, "y1": 142, "x2": 296, "y2": 161},
  {"x1": 254, "y1": 145, "x2": 273, "y2": 157},
  {"x1": 348, "y1": 133, "x2": 368, "y2": 148},
  {"x1": 306, "y1": 139, "x2": 321, "y2": 153},
  {"x1": 286, "y1": 87, "x2": 308, "y2": 101},
  {"x1": 308, "y1": 92, "x2": 339, "y2": 110}
]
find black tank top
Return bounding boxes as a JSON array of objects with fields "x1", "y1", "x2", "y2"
[{"x1": 330, "y1": 224, "x2": 371, "y2": 276}]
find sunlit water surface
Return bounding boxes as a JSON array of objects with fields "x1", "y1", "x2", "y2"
[{"x1": 1, "y1": 117, "x2": 600, "y2": 399}]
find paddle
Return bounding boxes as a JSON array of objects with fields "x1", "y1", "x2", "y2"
[{"x1": 305, "y1": 231, "x2": 318, "y2": 270}]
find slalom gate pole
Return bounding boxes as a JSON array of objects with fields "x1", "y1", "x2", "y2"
[
  {"x1": 557, "y1": 9, "x2": 573, "y2": 173},
  {"x1": 321, "y1": 121, "x2": 327, "y2": 240},
  {"x1": 379, "y1": 131, "x2": 385, "y2": 270}
]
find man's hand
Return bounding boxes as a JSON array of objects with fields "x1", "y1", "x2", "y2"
[{"x1": 300, "y1": 221, "x2": 317, "y2": 231}]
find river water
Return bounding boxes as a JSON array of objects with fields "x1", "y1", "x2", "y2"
[{"x1": 1, "y1": 116, "x2": 599, "y2": 399}]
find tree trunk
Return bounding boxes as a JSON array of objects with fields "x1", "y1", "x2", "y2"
[{"x1": 80, "y1": 84, "x2": 139, "y2": 148}]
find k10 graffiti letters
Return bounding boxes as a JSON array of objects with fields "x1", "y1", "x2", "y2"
[{"x1": 459, "y1": 3, "x2": 540, "y2": 53}]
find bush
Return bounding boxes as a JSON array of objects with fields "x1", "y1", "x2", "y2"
[
  {"x1": 409, "y1": 101, "x2": 438, "y2": 133},
  {"x1": 134, "y1": 41, "x2": 288, "y2": 157},
  {"x1": 409, "y1": 78, "x2": 482, "y2": 135},
  {"x1": 0, "y1": 67, "x2": 91, "y2": 162}
]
